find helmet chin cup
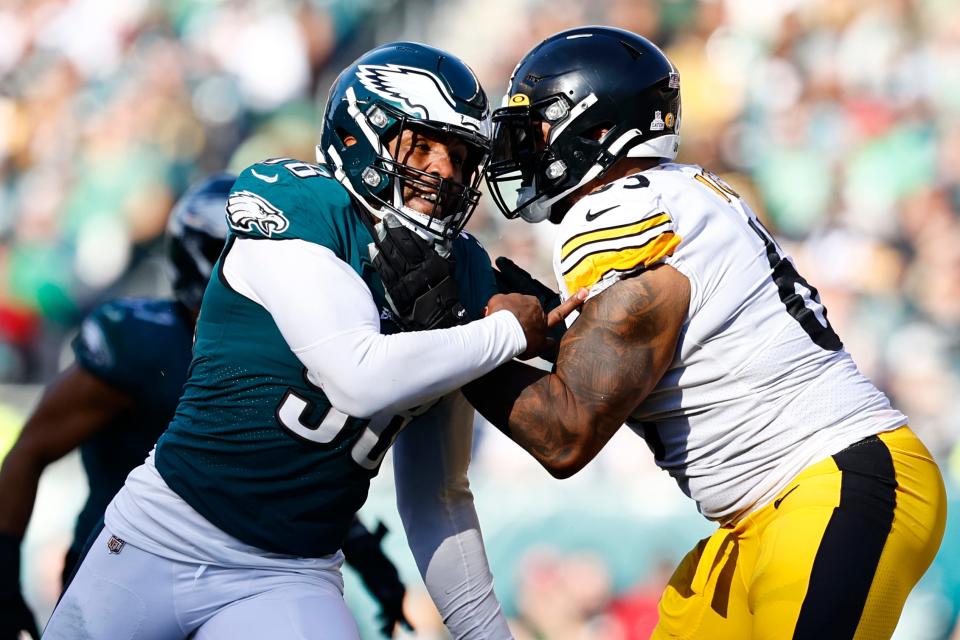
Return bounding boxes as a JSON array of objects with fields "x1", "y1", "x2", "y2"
[
  {"x1": 385, "y1": 205, "x2": 454, "y2": 256},
  {"x1": 520, "y1": 206, "x2": 551, "y2": 223},
  {"x1": 517, "y1": 189, "x2": 552, "y2": 223}
]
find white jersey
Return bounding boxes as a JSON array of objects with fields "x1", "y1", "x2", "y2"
[{"x1": 553, "y1": 162, "x2": 906, "y2": 523}]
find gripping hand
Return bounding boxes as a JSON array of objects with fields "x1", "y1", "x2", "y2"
[
  {"x1": 371, "y1": 214, "x2": 468, "y2": 331},
  {"x1": 0, "y1": 534, "x2": 39, "y2": 640},
  {"x1": 494, "y1": 256, "x2": 566, "y2": 361},
  {"x1": 342, "y1": 521, "x2": 412, "y2": 638}
]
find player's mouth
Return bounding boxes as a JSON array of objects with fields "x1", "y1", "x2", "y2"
[{"x1": 405, "y1": 188, "x2": 443, "y2": 215}]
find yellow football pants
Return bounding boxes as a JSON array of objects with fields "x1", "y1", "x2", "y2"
[{"x1": 653, "y1": 426, "x2": 946, "y2": 640}]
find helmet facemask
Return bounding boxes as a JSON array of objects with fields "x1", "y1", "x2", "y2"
[{"x1": 486, "y1": 93, "x2": 608, "y2": 223}]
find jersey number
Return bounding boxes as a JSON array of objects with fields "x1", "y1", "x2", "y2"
[
  {"x1": 695, "y1": 171, "x2": 842, "y2": 351},
  {"x1": 262, "y1": 157, "x2": 332, "y2": 179},
  {"x1": 276, "y1": 390, "x2": 409, "y2": 470}
]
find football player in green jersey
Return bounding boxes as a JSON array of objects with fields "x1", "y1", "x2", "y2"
[
  {"x1": 1, "y1": 175, "x2": 412, "y2": 640},
  {"x1": 43, "y1": 43, "x2": 576, "y2": 640}
]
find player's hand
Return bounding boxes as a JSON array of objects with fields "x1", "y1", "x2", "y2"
[
  {"x1": 341, "y1": 522, "x2": 413, "y2": 638},
  {"x1": 0, "y1": 534, "x2": 40, "y2": 640},
  {"x1": 494, "y1": 257, "x2": 565, "y2": 361},
  {"x1": 494, "y1": 257, "x2": 560, "y2": 312},
  {"x1": 371, "y1": 213, "x2": 468, "y2": 331},
  {"x1": 486, "y1": 291, "x2": 586, "y2": 360}
]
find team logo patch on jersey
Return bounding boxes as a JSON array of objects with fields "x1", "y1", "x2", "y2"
[
  {"x1": 227, "y1": 190, "x2": 289, "y2": 237},
  {"x1": 356, "y1": 63, "x2": 485, "y2": 133}
]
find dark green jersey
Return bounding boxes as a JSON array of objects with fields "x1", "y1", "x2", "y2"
[
  {"x1": 71, "y1": 298, "x2": 195, "y2": 557},
  {"x1": 154, "y1": 158, "x2": 497, "y2": 557}
]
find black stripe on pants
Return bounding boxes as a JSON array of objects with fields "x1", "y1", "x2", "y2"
[{"x1": 793, "y1": 436, "x2": 897, "y2": 639}]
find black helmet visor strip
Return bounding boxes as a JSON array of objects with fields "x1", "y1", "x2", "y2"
[{"x1": 363, "y1": 101, "x2": 490, "y2": 241}]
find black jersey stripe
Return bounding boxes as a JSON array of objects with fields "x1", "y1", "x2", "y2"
[
  {"x1": 560, "y1": 211, "x2": 671, "y2": 260},
  {"x1": 793, "y1": 436, "x2": 897, "y2": 639}
]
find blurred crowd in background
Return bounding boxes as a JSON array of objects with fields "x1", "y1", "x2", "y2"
[{"x1": 2, "y1": 0, "x2": 959, "y2": 638}]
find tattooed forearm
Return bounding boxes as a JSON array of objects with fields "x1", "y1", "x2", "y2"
[{"x1": 465, "y1": 265, "x2": 690, "y2": 477}]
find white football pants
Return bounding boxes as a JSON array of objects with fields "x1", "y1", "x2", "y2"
[{"x1": 42, "y1": 527, "x2": 360, "y2": 640}]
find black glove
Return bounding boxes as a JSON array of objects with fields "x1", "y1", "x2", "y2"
[
  {"x1": 0, "y1": 533, "x2": 40, "y2": 640},
  {"x1": 342, "y1": 521, "x2": 412, "y2": 638},
  {"x1": 494, "y1": 256, "x2": 566, "y2": 361},
  {"x1": 371, "y1": 213, "x2": 469, "y2": 331}
]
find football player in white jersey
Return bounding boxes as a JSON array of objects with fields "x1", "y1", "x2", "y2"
[{"x1": 458, "y1": 26, "x2": 945, "y2": 639}]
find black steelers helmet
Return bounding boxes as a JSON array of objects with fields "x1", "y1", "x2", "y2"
[{"x1": 485, "y1": 26, "x2": 681, "y2": 223}]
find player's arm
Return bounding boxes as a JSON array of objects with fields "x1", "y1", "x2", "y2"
[
  {"x1": 223, "y1": 237, "x2": 548, "y2": 418},
  {"x1": 341, "y1": 517, "x2": 411, "y2": 637},
  {"x1": 0, "y1": 364, "x2": 134, "y2": 639},
  {"x1": 393, "y1": 393, "x2": 512, "y2": 640},
  {"x1": 464, "y1": 264, "x2": 689, "y2": 478},
  {"x1": 0, "y1": 364, "x2": 135, "y2": 537}
]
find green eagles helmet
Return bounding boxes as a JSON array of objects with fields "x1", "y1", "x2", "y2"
[{"x1": 318, "y1": 42, "x2": 491, "y2": 246}]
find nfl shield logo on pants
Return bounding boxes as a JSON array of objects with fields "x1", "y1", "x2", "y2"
[{"x1": 106, "y1": 535, "x2": 125, "y2": 554}]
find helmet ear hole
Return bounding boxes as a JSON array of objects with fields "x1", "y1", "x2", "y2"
[
  {"x1": 335, "y1": 126, "x2": 355, "y2": 147},
  {"x1": 582, "y1": 122, "x2": 615, "y2": 142}
]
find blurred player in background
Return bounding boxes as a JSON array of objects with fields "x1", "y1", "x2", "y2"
[
  {"x1": 390, "y1": 26, "x2": 942, "y2": 639},
  {"x1": 0, "y1": 174, "x2": 412, "y2": 639},
  {"x1": 0, "y1": 173, "x2": 234, "y2": 640},
  {"x1": 41, "y1": 42, "x2": 571, "y2": 640}
]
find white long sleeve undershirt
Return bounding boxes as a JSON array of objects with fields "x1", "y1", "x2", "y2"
[
  {"x1": 394, "y1": 392, "x2": 514, "y2": 639},
  {"x1": 221, "y1": 237, "x2": 526, "y2": 417}
]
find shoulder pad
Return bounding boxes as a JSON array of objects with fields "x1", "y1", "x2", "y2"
[
  {"x1": 227, "y1": 159, "x2": 353, "y2": 245},
  {"x1": 557, "y1": 172, "x2": 681, "y2": 296},
  {"x1": 453, "y1": 229, "x2": 487, "y2": 255},
  {"x1": 75, "y1": 311, "x2": 115, "y2": 370},
  {"x1": 73, "y1": 298, "x2": 189, "y2": 388},
  {"x1": 72, "y1": 298, "x2": 157, "y2": 374}
]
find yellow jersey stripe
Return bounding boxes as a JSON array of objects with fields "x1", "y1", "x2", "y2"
[
  {"x1": 693, "y1": 173, "x2": 731, "y2": 202},
  {"x1": 562, "y1": 232, "x2": 681, "y2": 293},
  {"x1": 560, "y1": 212, "x2": 672, "y2": 261}
]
